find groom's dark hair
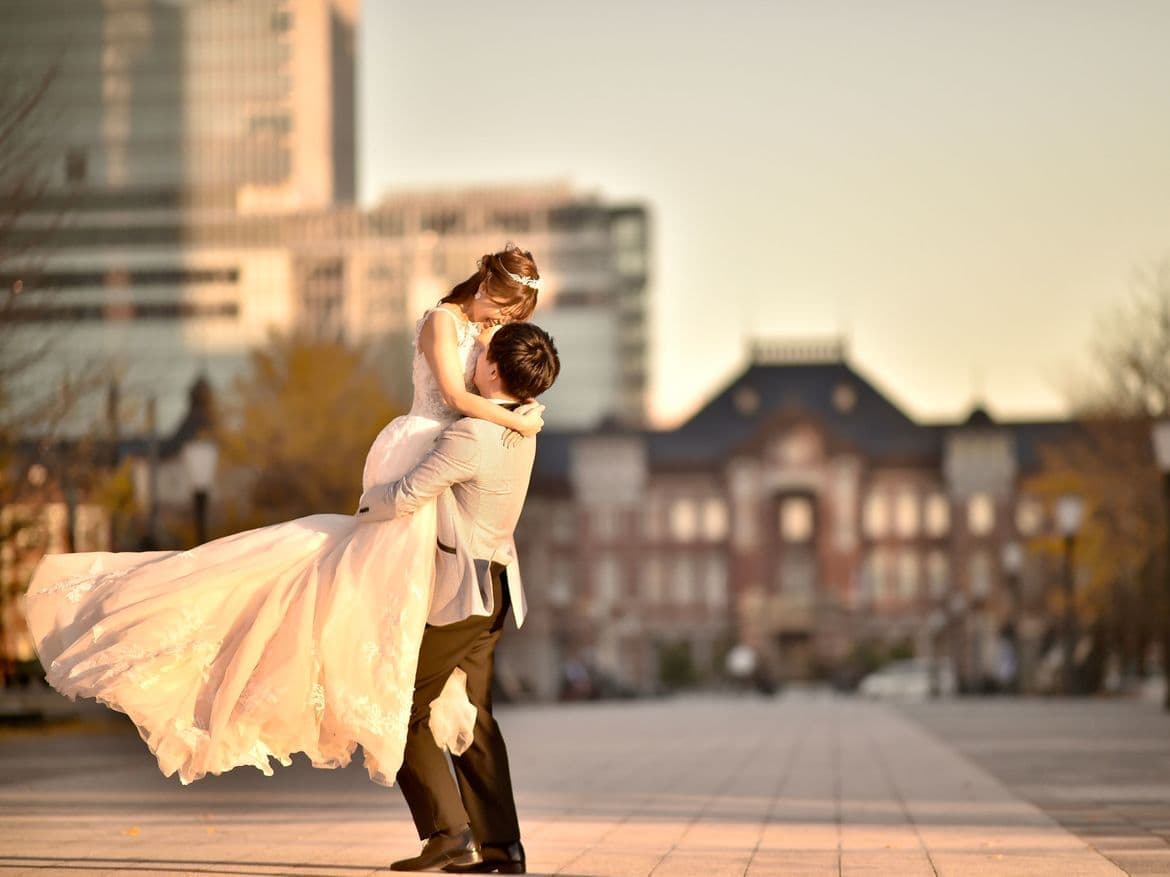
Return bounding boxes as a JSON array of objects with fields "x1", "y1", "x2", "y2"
[{"x1": 489, "y1": 323, "x2": 560, "y2": 400}]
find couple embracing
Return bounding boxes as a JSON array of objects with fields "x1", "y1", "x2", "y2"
[{"x1": 23, "y1": 244, "x2": 560, "y2": 874}]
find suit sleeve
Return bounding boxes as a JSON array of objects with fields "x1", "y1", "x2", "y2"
[{"x1": 374, "y1": 421, "x2": 481, "y2": 518}]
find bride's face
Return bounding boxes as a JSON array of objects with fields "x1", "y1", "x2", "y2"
[{"x1": 468, "y1": 283, "x2": 521, "y2": 325}]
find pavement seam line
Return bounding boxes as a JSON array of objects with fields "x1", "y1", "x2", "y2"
[
  {"x1": 551, "y1": 712, "x2": 724, "y2": 875},
  {"x1": 740, "y1": 702, "x2": 809, "y2": 877},
  {"x1": 866, "y1": 704, "x2": 941, "y2": 877},
  {"x1": 644, "y1": 708, "x2": 780, "y2": 876}
]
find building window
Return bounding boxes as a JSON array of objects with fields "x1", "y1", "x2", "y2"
[
  {"x1": 894, "y1": 490, "x2": 919, "y2": 538},
  {"x1": 775, "y1": 429, "x2": 819, "y2": 466},
  {"x1": 613, "y1": 215, "x2": 644, "y2": 248},
  {"x1": 863, "y1": 491, "x2": 890, "y2": 538},
  {"x1": 642, "y1": 556, "x2": 664, "y2": 604},
  {"x1": 734, "y1": 386, "x2": 760, "y2": 416},
  {"x1": 927, "y1": 550, "x2": 949, "y2": 597},
  {"x1": 780, "y1": 496, "x2": 814, "y2": 543},
  {"x1": 549, "y1": 556, "x2": 573, "y2": 607},
  {"x1": 249, "y1": 113, "x2": 292, "y2": 135},
  {"x1": 833, "y1": 460, "x2": 859, "y2": 551},
  {"x1": 925, "y1": 494, "x2": 950, "y2": 537},
  {"x1": 778, "y1": 547, "x2": 815, "y2": 597},
  {"x1": 862, "y1": 548, "x2": 893, "y2": 603},
  {"x1": 704, "y1": 555, "x2": 728, "y2": 608},
  {"x1": 368, "y1": 261, "x2": 398, "y2": 282},
  {"x1": 642, "y1": 495, "x2": 662, "y2": 540},
  {"x1": 670, "y1": 498, "x2": 699, "y2": 542},
  {"x1": 702, "y1": 498, "x2": 728, "y2": 541},
  {"x1": 421, "y1": 210, "x2": 458, "y2": 234},
  {"x1": 551, "y1": 505, "x2": 576, "y2": 542},
  {"x1": 616, "y1": 246, "x2": 645, "y2": 276},
  {"x1": 489, "y1": 210, "x2": 530, "y2": 233},
  {"x1": 65, "y1": 148, "x2": 87, "y2": 184},
  {"x1": 1015, "y1": 498, "x2": 1044, "y2": 535},
  {"x1": 967, "y1": 493, "x2": 996, "y2": 537},
  {"x1": 592, "y1": 506, "x2": 620, "y2": 542},
  {"x1": 595, "y1": 554, "x2": 620, "y2": 609},
  {"x1": 673, "y1": 556, "x2": 696, "y2": 604},
  {"x1": 969, "y1": 550, "x2": 992, "y2": 598},
  {"x1": 832, "y1": 382, "x2": 858, "y2": 413},
  {"x1": 897, "y1": 550, "x2": 920, "y2": 600}
]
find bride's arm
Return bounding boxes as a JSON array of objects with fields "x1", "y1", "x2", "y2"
[{"x1": 418, "y1": 310, "x2": 544, "y2": 436}]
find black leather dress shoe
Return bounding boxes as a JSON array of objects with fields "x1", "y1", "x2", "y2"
[
  {"x1": 391, "y1": 826, "x2": 482, "y2": 871},
  {"x1": 443, "y1": 840, "x2": 525, "y2": 874}
]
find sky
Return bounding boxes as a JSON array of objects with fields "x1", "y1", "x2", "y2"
[{"x1": 358, "y1": 1, "x2": 1170, "y2": 427}]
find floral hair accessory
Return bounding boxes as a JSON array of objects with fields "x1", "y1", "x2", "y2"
[
  {"x1": 484, "y1": 241, "x2": 542, "y2": 293},
  {"x1": 501, "y1": 268, "x2": 542, "y2": 292}
]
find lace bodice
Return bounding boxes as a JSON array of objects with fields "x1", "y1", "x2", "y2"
[{"x1": 409, "y1": 307, "x2": 482, "y2": 422}]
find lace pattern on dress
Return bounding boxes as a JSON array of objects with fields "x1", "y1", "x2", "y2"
[
  {"x1": 28, "y1": 567, "x2": 132, "y2": 604},
  {"x1": 408, "y1": 307, "x2": 481, "y2": 422}
]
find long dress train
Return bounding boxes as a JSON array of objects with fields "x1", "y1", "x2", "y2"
[{"x1": 22, "y1": 307, "x2": 482, "y2": 786}]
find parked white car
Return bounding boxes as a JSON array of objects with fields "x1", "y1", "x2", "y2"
[{"x1": 858, "y1": 658, "x2": 957, "y2": 700}]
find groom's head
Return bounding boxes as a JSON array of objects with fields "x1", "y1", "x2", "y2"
[{"x1": 475, "y1": 323, "x2": 560, "y2": 401}]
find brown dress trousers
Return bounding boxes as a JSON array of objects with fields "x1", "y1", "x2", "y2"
[{"x1": 395, "y1": 565, "x2": 520, "y2": 845}]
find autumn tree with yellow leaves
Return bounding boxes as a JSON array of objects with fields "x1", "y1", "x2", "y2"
[
  {"x1": 213, "y1": 333, "x2": 404, "y2": 533},
  {"x1": 1025, "y1": 263, "x2": 1170, "y2": 704}
]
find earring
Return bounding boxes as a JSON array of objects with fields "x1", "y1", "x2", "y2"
[{"x1": 474, "y1": 289, "x2": 484, "y2": 301}]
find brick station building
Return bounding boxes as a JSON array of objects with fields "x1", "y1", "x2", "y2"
[{"x1": 502, "y1": 339, "x2": 1078, "y2": 700}]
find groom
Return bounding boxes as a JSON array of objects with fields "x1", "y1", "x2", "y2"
[{"x1": 356, "y1": 322, "x2": 560, "y2": 874}]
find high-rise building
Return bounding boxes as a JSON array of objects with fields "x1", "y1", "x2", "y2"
[
  {"x1": 2, "y1": 0, "x2": 356, "y2": 207},
  {"x1": 4, "y1": 2, "x2": 650, "y2": 433},
  {"x1": 2, "y1": 0, "x2": 358, "y2": 431},
  {"x1": 350, "y1": 184, "x2": 651, "y2": 428}
]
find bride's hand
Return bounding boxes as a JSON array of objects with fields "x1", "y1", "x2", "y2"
[
  {"x1": 503, "y1": 401, "x2": 545, "y2": 448},
  {"x1": 515, "y1": 401, "x2": 545, "y2": 436}
]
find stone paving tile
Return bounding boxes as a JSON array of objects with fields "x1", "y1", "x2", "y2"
[
  {"x1": 900, "y1": 697, "x2": 1170, "y2": 876},
  {"x1": 0, "y1": 694, "x2": 1142, "y2": 876},
  {"x1": 746, "y1": 849, "x2": 840, "y2": 876}
]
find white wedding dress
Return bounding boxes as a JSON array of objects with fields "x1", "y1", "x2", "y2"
[{"x1": 23, "y1": 308, "x2": 482, "y2": 786}]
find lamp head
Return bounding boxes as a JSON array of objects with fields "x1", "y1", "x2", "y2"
[{"x1": 1055, "y1": 495, "x2": 1084, "y2": 537}]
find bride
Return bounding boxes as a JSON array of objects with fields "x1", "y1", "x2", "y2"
[{"x1": 22, "y1": 243, "x2": 545, "y2": 786}]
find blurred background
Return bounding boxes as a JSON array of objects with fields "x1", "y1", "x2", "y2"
[{"x1": 2, "y1": 0, "x2": 1170, "y2": 715}]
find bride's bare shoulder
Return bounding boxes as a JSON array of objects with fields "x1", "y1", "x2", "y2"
[
  {"x1": 420, "y1": 304, "x2": 463, "y2": 333},
  {"x1": 422, "y1": 303, "x2": 462, "y2": 322}
]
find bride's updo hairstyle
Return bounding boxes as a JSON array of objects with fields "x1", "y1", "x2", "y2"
[{"x1": 440, "y1": 242, "x2": 540, "y2": 322}]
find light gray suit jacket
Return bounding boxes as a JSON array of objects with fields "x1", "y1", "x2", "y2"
[{"x1": 356, "y1": 416, "x2": 536, "y2": 628}]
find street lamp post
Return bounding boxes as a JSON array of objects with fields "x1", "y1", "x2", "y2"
[
  {"x1": 925, "y1": 608, "x2": 947, "y2": 697},
  {"x1": 131, "y1": 397, "x2": 160, "y2": 549},
  {"x1": 1150, "y1": 420, "x2": 1170, "y2": 711},
  {"x1": 947, "y1": 592, "x2": 968, "y2": 693},
  {"x1": 182, "y1": 438, "x2": 219, "y2": 547},
  {"x1": 1056, "y1": 495, "x2": 1084, "y2": 696},
  {"x1": 1000, "y1": 540, "x2": 1024, "y2": 692}
]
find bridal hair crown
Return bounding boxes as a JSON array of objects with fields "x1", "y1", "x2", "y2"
[
  {"x1": 483, "y1": 243, "x2": 543, "y2": 293},
  {"x1": 502, "y1": 268, "x2": 542, "y2": 293}
]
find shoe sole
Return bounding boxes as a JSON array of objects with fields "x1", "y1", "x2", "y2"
[
  {"x1": 443, "y1": 862, "x2": 524, "y2": 874},
  {"x1": 391, "y1": 849, "x2": 483, "y2": 871}
]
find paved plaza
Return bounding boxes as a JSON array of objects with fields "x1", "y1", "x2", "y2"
[
  {"x1": 900, "y1": 697, "x2": 1170, "y2": 876},
  {"x1": 1, "y1": 691, "x2": 1165, "y2": 876}
]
